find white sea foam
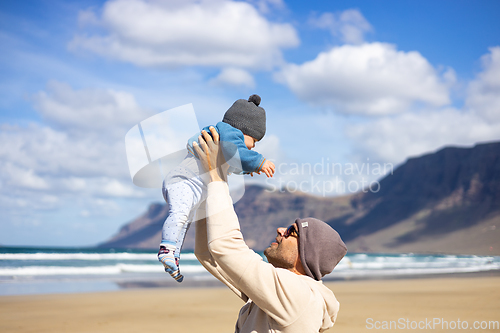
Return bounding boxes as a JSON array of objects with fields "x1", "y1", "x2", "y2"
[
  {"x1": 0, "y1": 264, "x2": 207, "y2": 276},
  {"x1": 328, "y1": 263, "x2": 500, "y2": 279},
  {"x1": 0, "y1": 252, "x2": 198, "y2": 261},
  {"x1": 1, "y1": 250, "x2": 498, "y2": 280},
  {"x1": 0, "y1": 253, "x2": 156, "y2": 261},
  {"x1": 328, "y1": 254, "x2": 500, "y2": 277}
]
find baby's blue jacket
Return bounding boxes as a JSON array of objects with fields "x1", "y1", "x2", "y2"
[{"x1": 186, "y1": 122, "x2": 266, "y2": 175}]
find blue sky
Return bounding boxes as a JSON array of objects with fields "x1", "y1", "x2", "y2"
[{"x1": 1, "y1": 0, "x2": 500, "y2": 247}]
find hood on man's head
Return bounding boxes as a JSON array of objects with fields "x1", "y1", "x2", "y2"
[{"x1": 296, "y1": 217, "x2": 347, "y2": 281}]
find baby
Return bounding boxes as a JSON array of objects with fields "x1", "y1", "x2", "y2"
[{"x1": 158, "y1": 94, "x2": 275, "y2": 282}]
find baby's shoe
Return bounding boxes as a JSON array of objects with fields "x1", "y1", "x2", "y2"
[{"x1": 158, "y1": 245, "x2": 184, "y2": 283}]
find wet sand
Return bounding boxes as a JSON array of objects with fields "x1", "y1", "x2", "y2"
[{"x1": 1, "y1": 276, "x2": 499, "y2": 332}]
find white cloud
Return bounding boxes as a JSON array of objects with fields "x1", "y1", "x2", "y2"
[
  {"x1": 277, "y1": 42, "x2": 453, "y2": 115},
  {"x1": 0, "y1": 82, "x2": 158, "y2": 224},
  {"x1": 77, "y1": 8, "x2": 100, "y2": 27},
  {"x1": 2, "y1": 163, "x2": 50, "y2": 190},
  {"x1": 62, "y1": 177, "x2": 87, "y2": 191},
  {"x1": 346, "y1": 48, "x2": 500, "y2": 165},
  {"x1": 210, "y1": 68, "x2": 256, "y2": 88},
  {"x1": 346, "y1": 107, "x2": 500, "y2": 164},
  {"x1": 466, "y1": 46, "x2": 500, "y2": 122},
  {"x1": 33, "y1": 81, "x2": 152, "y2": 137},
  {"x1": 0, "y1": 122, "x2": 126, "y2": 179},
  {"x1": 0, "y1": 116, "x2": 152, "y2": 246},
  {"x1": 310, "y1": 9, "x2": 373, "y2": 44},
  {"x1": 100, "y1": 178, "x2": 143, "y2": 197},
  {"x1": 70, "y1": 0, "x2": 299, "y2": 70},
  {"x1": 0, "y1": 123, "x2": 146, "y2": 204},
  {"x1": 79, "y1": 197, "x2": 122, "y2": 217}
]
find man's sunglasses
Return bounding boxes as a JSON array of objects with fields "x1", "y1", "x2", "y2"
[{"x1": 283, "y1": 224, "x2": 299, "y2": 238}]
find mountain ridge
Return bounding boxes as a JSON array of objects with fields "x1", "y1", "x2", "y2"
[{"x1": 99, "y1": 141, "x2": 500, "y2": 255}]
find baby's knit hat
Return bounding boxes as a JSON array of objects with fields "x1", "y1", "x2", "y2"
[
  {"x1": 295, "y1": 217, "x2": 347, "y2": 281},
  {"x1": 222, "y1": 94, "x2": 266, "y2": 141}
]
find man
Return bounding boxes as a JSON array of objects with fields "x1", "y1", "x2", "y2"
[{"x1": 193, "y1": 127, "x2": 347, "y2": 332}]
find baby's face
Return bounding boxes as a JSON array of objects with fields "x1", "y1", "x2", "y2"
[{"x1": 243, "y1": 134, "x2": 257, "y2": 150}]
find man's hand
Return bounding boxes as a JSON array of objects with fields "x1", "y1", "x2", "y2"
[
  {"x1": 192, "y1": 126, "x2": 228, "y2": 182},
  {"x1": 261, "y1": 160, "x2": 275, "y2": 178}
]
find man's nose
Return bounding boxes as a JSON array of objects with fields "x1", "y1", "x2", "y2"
[{"x1": 277, "y1": 227, "x2": 286, "y2": 236}]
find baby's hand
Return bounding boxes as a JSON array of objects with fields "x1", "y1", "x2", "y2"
[{"x1": 260, "y1": 160, "x2": 275, "y2": 178}]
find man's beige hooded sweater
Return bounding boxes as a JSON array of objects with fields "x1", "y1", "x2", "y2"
[{"x1": 195, "y1": 181, "x2": 340, "y2": 332}]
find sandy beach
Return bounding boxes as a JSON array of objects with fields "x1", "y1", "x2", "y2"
[{"x1": 1, "y1": 276, "x2": 499, "y2": 333}]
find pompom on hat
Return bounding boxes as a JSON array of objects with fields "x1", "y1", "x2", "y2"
[
  {"x1": 222, "y1": 94, "x2": 266, "y2": 141},
  {"x1": 295, "y1": 217, "x2": 347, "y2": 281}
]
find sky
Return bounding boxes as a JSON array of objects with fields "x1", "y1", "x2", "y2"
[{"x1": 1, "y1": 0, "x2": 500, "y2": 247}]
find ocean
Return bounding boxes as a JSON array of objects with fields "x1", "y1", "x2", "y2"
[{"x1": 1, "y1": 247, "x2": 499, "y2": 296}]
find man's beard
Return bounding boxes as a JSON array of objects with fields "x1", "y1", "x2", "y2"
[{"x1": 264, "y1": 246, "x2": 294, "y2": 270}]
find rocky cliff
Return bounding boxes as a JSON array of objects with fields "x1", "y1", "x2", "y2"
[{"x1": 99, "y1": 141, "x2": 500, "y2": 255}]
